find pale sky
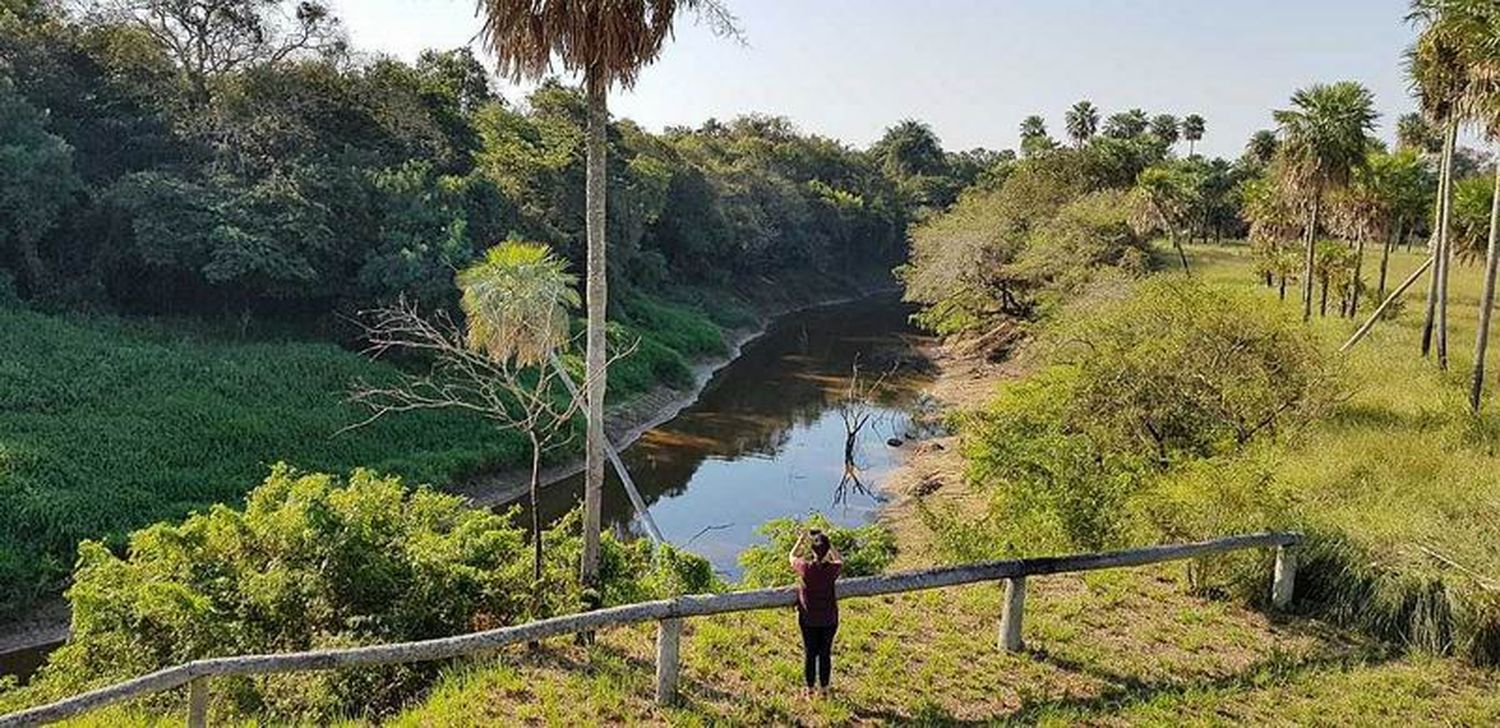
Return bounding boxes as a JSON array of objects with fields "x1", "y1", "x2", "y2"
[{"x1": 326, "y1": 0, "x2": 1438, "y2": 159}]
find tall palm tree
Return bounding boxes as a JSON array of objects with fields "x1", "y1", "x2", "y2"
[
  {"x1": 458, "y1": 242, "x2": 580, "y2": 585},
  {"x1": 1273, "y1": 82, "x2": 1379, "y2": 322},
  {"x1": 1408, "y1": 0, "x2": 1483, "y2": 368},
  {"x1": 1183, "y1": 114, "x2": 1206, "y2": 156},
  {"x1": 1065, "y1": 100, "x2": 1099, "y2": 147},
  {"x1": 1446, "y1": 3, "x2": 1500, "y2": 409},
  {"x1": 475, "y1": 0, "x2": 737, "y2": 594}
]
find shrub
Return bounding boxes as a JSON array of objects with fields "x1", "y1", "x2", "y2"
[
  {"x1": 2, "y1": 466, "x2": 715, "y2": 721},
  {"x1": 737, "y1": 515, "x2": 898, "y2": 588},
  {"x1": 956, "y1": 279, "x2": 1332, "y2": 555}
]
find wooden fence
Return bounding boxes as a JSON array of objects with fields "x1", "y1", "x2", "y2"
[{"x1": 0, "y1": 532, "x2": 1301, "y2": 727}]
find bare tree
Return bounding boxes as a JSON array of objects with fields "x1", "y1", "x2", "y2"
[
  {"x1": 90, "y1": 0, "x2": 347, "y2": 101},
  {"x1": 833, "y1": 359, "x2": 896, "y2": 507}
]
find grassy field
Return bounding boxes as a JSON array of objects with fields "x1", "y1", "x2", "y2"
[
  {"x1": 0, "y1": 293, "x2": 729, "y2": 621},
  {"x1": 1169, "y1": 245, "x2": 1500, "y2": 659}
]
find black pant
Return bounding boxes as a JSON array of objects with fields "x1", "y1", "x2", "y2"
[{"x1": 798, "y1": 620, "x2": 838, "y2": 688}]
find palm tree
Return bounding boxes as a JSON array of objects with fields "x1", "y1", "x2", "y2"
[
  {"x1": 475, "y1": 0, "x2": 737, "y2": 595},
  {"x1": 1183, "y1": 114, "x2": 1206, "y2": 155},
  {"x1": 1019, "y1": 115, "x2": 1054, "y2": 156},
  {"x1": 1065, "y1": 100, "x2": 1099, "y2": 147},
  {"x1": 457, "y1": 242, "x2": 580, "y2": 586},
  {"x1": 1245, "y1": 129, "x2": 1279, "y2": 167},
  {"x1": 1150, "y1": 114, "x2": 1180, "y2": 148},
  {"x1": 1408, "y1": 0, "x2": 1484, "y2": 368},
  {"x1": 1103, "y1": 108, "x2": 1149, "y2": 139},
  {"x1": 1273, "y1": 82, "x2": 1379, "y2": 322},
  {"x1": 1396, "y1": 111, "x2": 1443, "y2": 152},
  {"x1": 1135, "y1": 163, "x2": 1200, "y2": 274}
]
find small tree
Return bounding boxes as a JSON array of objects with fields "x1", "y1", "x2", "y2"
[{"x1": 348, "y1": 242, "x2": 592, "y2": 597}]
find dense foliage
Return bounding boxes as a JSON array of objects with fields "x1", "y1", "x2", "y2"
[
  {"x1": 0, "y1": 2, "x2": 928, "y2": 318},
  {"x1": 899, "y1": 147, "x2": 1155, "y2": 336},
  {"x1": 0, "y1": 467, "x2": 715, "y2": 721},
  {"x1": 932, "y1": 280, "x2": 1331, "y2": 557}
]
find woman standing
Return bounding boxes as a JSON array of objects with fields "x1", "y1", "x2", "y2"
[{"x1": 789, "y1": 529, "x2": 843, "y2": 696}]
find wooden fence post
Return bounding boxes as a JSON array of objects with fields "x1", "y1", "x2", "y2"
[
  {"x1": 655, "y1": 618, "x2": 683, "y2": 706},
  {"x1": 999, "y1": 577, "x2": 1026, "y2": 652},
  {"x1": 1272, "y1": 545, "x2": 1296, "y2": 610},
  {"x1": 186, "y1": 677, "x2": 208, "y2": 728}
]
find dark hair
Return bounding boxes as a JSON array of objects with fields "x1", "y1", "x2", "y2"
[{"x1": 810, "y1": 531, "x2": 831, "y2": 561}]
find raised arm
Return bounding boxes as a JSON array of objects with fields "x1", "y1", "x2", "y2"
[
  {"x1": 789, "y1": 531, "x2": 807, "y2": 567},
  {"x1": 827, "y1": 543, "x2": 843, "y2": 564}
]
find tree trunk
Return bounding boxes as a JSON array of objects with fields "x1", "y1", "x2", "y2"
[
  {"x1": 1378, "y1": 217, "x2": 1401, "y2": 301},
  {"x1": 1302, "y1": 194, "x2": 1321, "y2": 322},
  {"x1": 1279, "y1": 274, "x2": 1287, "y2": 301},
  {"x1": 1320, "y1": 274, "x2": 1328, "y2": 317},
  {"x1": 1171, "y1": 234, "x2": 1191, "y2": 276},
  {"x1": 17, "y1": 234, "x2": 49, "y2": 299},
  {"x1": 530, "y1": 435, "x2": 543, "y2": 587},
  {"x1": 1470, "y1": 162, "x2": 1500, "y2": 412},
  {"x1": 1350, "y1": 236, "x2": 1365, "y2": 316},
  {"x1": 1436, "y1": 121, "x2": 1458, "y2": 370},
  {"x1": 581, "y1": 69, "x2": 608, "y2": 603},
  {"x1": 1422, "y1": 120, "x2": 1456, "y2": 362}
]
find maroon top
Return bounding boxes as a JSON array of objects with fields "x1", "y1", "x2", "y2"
[{"x1": 793, "y1": 558, "x2": 842, "y2": 627}]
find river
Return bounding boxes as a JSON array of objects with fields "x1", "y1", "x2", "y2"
[{"x1": 521, "y1": 293, "x2": 933, "y2": 576}]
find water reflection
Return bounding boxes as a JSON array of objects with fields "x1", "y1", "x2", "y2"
[{"x1": 517, "y1": 295, "x2": 932, "y2": 577}]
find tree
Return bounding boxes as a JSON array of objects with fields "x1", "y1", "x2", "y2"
[
  {"x1": 475, "y1": 0, "x2": 738, "y2": 603},
  {"x1": 1244, "y1": 129, "x2": 1279, "y2": 167},
  {"x1": 351, "y1": 242, "x2": 585, "y2": 597},
  {"x1": 1019, "y1": 114, "x2": 1054, "y2": 156},
  {"x1": 1183, "y1": 114, "x2": 1206, "y2": 156},
  {"x1": 1149, "y1": 113, "x2": 1180, "y2": 148},
  {"x1": 0, "y1": 78, "x2": 82, "y2": 298},
  {"x1": 91, "y1": 0, "x2": 347, "y2": 103},
  {"x1": 1272, "y1": 82, "x2": 1379, "y2": 322},
  {"x1": 1134, "y1": 162, "x2": 1200, "y2": 274},
  {"x1": 1103, "y1": 108, "x2": 1149, "y2": 139},
  {"x1": 1396, "y1": 111, "x2": 1444, "y2": 153},
  {"x1": 1065, "y1": 100, "x2": 1099, "y2": 147},
  {"x1": 1408, "y1": 0, "x2": 1481, "y2": 368}
]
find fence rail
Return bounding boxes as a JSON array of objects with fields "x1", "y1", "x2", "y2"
[{"x1": 0, "y1": 531, "x2": 1301, "y2": 727}]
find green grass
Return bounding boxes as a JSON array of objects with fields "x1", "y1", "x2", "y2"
[
  {"x1": 1160, "y1": 243, "x2": 1500, "y2": 663},
  {"x1": 0, "y1": 292, "x2": 732, "y2": 620}
]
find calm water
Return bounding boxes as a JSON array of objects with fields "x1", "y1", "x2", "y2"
[{"x1": 522, "y1": 295, "x2": 933, "y2": 576}]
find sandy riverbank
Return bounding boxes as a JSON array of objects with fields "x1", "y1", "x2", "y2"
[{"x1": 873, "y1": 342, "x2": 1021, "y2": 559}]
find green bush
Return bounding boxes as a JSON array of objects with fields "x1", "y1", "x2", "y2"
[
  {"x1": 953, "y1": 279, "x2": 1331, "y2": 557},
  {"x1": 0, "y1": 466, "x2": 716, "y2": 721},
  {"x1": 737, "y1": 515, "x2": 898, "y2": 588}
]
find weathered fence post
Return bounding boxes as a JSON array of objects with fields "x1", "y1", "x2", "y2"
[
  {"x1": 186, "y1": 677, "x2": 208, "y2": 728},
  {"x1": 999, "y1": 577, "x2": 1026, "y2": 652},
  {"x1": 655, "y1": 618, "x2": 683, "y2": 706},
  {"x1": 1272, "y1": 545, "x2": 1297, "y2": 610}
]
